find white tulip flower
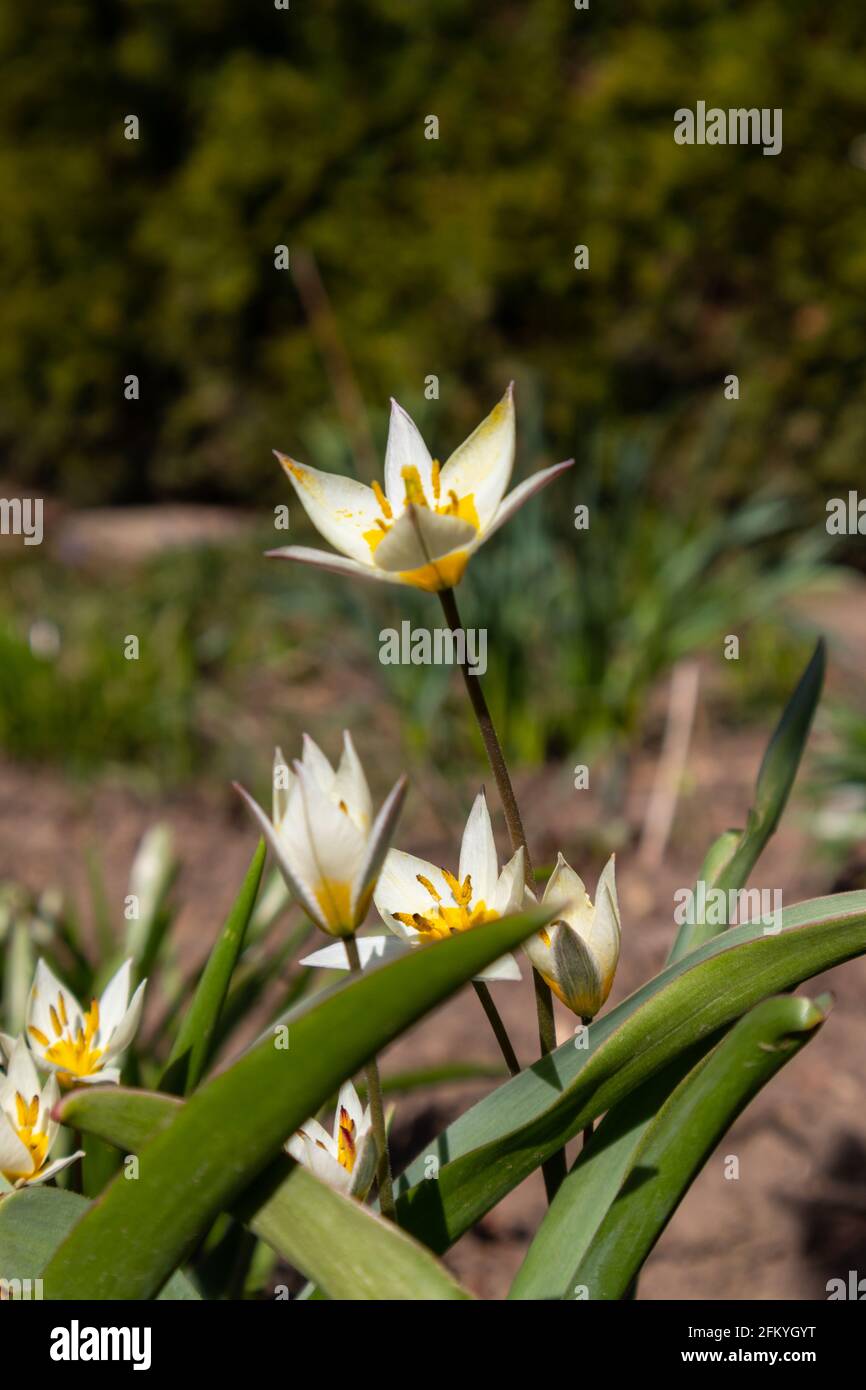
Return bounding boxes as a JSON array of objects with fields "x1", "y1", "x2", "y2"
[
  {"x1": 235, "y1": 733, "x2": 407, "y2": 938},
  {"x1": 268, "y1": 386, "x2": 573, "y2": 592},
  {"x1": 0, "y1": 1037, "x2": 83, "y2": 1187},
  {"x1": 25, "y1": 958, "x2": 146, "y2": 1087},
  {"x1": 286, "y1": 1080, "x2": 376, "y2": 1198},
  {"x1": 524, "y1": 853, "x2": 620, "y2": 1020},
  {"x1": 301, "y1": 791, "x2": 524, "y2": 982}
]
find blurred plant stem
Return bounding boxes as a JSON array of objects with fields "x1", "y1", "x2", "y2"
[
  {"x1": 439, "y1": 586, "x2": 566, "y2": 1200},
  {"x1": 344, "y1": 935, "x2": 395, "y2": 1220}
]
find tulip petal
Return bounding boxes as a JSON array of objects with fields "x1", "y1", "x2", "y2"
[
  {"x1": 585, "y1": 854, "x2": 621, "y2": 987},
  {"x1": 384, "y1": 399, "x2": 435, "y2": 508},
  {"x1": 350, "y1": 774, "x2": 408, "y2": 923},
  {"x1": 526, "y1": 922, "x2": 605, "y2": 1018},
  {"x1": 475, "y1": 952, "x2": 522, "y2": 983},
  {"x1": 0, "y1": 1115, "x2": 34, "y2": 1179},
  {"x1": 275, "y1": 454, "x2": 384, "y2": 565},
  {"x1": 27, "y1": 960, "x2": 84, "y2": 1061},
  {"x1": 439, "y1": 386, "x2": 516, "y2": 530},
  {"x1": 22, "y1": 1151, "x2": 85, "y2": 1188},
  {"x1": 373, "y1": 848, "x2": 452, "y2": 937},
  {"x1": 459, "y1": 792, "x2": 499, "y2": 906},
  {"x1": 300, "y1": 936, "x2": 410, "y2": 971},
  {"x1": 492, "y1": 847, "x2": 526, "y2": 918},
  {"x1": 102, "y1": 979, "x2": 146, "y2": 1064},
  {"x1": 273, "y1": 745, "x2": 294, "y2": 826},
  {"x1": 233, "y1": 781, "x2": 331, "y2": 932},
  {"x1": 334, "y1": 731, "x2": 373, "y2": 834},
  {"x1": 98, "y1": 959, "x2": 133, "y2": 1039},
  {"x1": 266, "y1": 545, "x2": 403, "y2": 584},
  {"x1": 372, "y1": 505, "x2": 476, "y2": 572},
  {"x1": 294, "y1": 764, "x2": 369, "y2": 931},
  {"x1": 485, "y1": 458, "x2": 574, "y2": 541},
  {"x1": 1, "y1": 1035, "x2": 40, "y2": 1108}
]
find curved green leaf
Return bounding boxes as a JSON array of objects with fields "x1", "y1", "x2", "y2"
[
  {"x1": 0, "y1": 1187, "x2": 199, "y2": 1299},
  {"x1": 160, "y1": 839, "x2": 266, "y2": 1095},
  {"x1": 567, "y1": 993, "x2": 830, "y2": 1300},
  {"x1": 669, "y1": 639, "x2": 824, "y2": 962},
  {"x1": 394, "y1": 891, "x2": 866, "y2": 1253},
  {"x1": 42, "y1": 906, "x2": 549, "y2": 1300},
  {"x1": 510, "y1": 993, "x2": 829, "y2": 1299},
  {"x1": 56, "y1": 1086, "x2": 473, "y2": 1301}
]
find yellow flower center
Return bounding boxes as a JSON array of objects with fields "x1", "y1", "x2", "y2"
[
  {"x1": 2, "y1": 1092, "x2": 49, "y2": 1182},
  {"x1": 362, "y1": 464, "x2": 480, "y2": 558},
  {"x1": 392, "y1": 870, "x2": 499, "y2": 942},
  {"x1": 28, "y1": 992, "x2": 105, "y2": 1085}
]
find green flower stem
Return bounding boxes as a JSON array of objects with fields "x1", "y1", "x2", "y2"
[
  {"x1": 344, "y1": 934, "x2": 396, "y2": 1221},
  {"x1": 472, "y1": 981, "x2": 521, "y2": 1075},
  {"x1": 439, "y1": 586, "x2": 566, "y2": 1200},
  {"x1": 580, "y1": 1015, "x2": 594, "y2": 1148}
]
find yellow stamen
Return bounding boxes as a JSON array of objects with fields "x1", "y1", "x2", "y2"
[
  {"x1": 40, "y1": 997, "x2": 106, "y2": 1085},
  {"x1": 372, "y1": 479, "x2": 393, "y2": 519},
  {"x1": 416, "y1": 873, "x2": 442, "y2": 902},
  {"x1": 336, "y1": 1107, "x2": 357, "y2": 1173},
  {"x1": 49, "y1": 1005, "x2": 62, "y2": 1037},
  {"x1": 431, "y1": 459, "x2": 441, "y2": 500},
  {"x1": 28, "y1": 1026, "x2": 49, "y2": 1047},
  {"x1": 401, "y1": 465, "x2": 429, "y2": 508},
  {"x1": 390, "y1": 866, "x2": 497, "y2": 941}
]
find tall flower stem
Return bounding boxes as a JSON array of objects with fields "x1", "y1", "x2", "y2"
[
  {"x1": 345, "y1": 935, "x2": 396, "y2": 1220},
  {"x1": 580, "y1": 1016, "x2": 594, "y2": 1149},
  {"x1": 473, "y1": 981, "x2": 521, "y2": 1075},
  {"x1": 439, "y1": 586, "x2": 566, "y2": 1200}
]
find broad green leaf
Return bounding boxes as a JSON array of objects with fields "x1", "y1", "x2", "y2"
[
  {"x1": 0, "y1": 1187, "x2": 199, "y2": 1299},
  {"x1": 250, "y1": 1165, "x2": 473, "y2": 1299},
  {"x1": 57, "y1": 1086, "x2": 473, "y2": 1301},
  {"x1": 510, "y1": 994, "x2": 828, "y2": 1299},
  {"x1": 160, "y1": 839, "x2": 266, "y2": 1095},
  {"x1": 394, "y1": 890, "x2": 866, "y2": 1253},
  {"x1": 567, "y1": 994, "x2": 830, "y2": 1300},
  {"x1": 669, "y1": 639, "x2": 825, "y2": 962},
  {"x1": 508, "y1": 1043, "x2": 712, "y2": 1299},
  {"x1": 42, "y1": 906, "x2": 549, "y2": 1301}
]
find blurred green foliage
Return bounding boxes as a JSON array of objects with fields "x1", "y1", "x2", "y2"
[{"x1": 1, "y1": 0, "x2": 865, "y2": 510}]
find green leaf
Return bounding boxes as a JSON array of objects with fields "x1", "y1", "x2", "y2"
[
  {"x1": 394, "y1": 890, "x2": 866, "y2": 1253},
  {"x1": 0, "y1": 1187, "x2": 199, "y2": 1299},
  {"x1": 669, "y1": 639, "x2": 825, "y2": 962},
  {"x1": 566, "y1": 993, "x2": 830, "y2": 1300},
  {"x1": 56, "y1": 1086, "x2": 473, "y2": 1301},
  {"x1": 160, "y1": 839, "x2": 266, "y2": 1095},
  {"x1": 510, "y1": 994, "x2": 828, "y2": 1299},
  {"x1": 251, "y1": 1165, "x2": 473, "y2": 1299},
  {"x1": 42, "y1": 906, "x2": 550, "y2": 1301}
]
